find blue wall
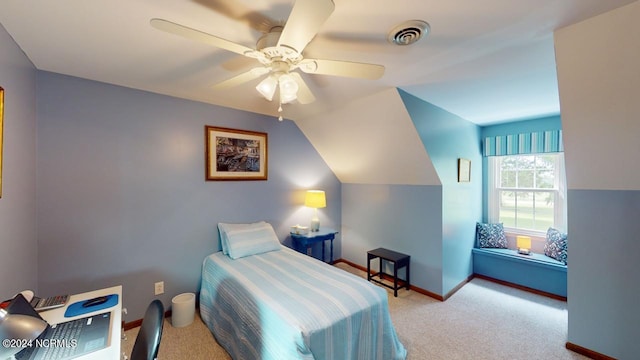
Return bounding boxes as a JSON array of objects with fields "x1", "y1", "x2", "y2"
[
  {"x1": 567, "y1": 190, "x2": 640, "y2": 357},
  {"x1": 399, "y1": 90, "x2": 483, "y2": 296},
  {"x1": 341, "y1": 184, "x2": 443, "y2": 294},
  {"x1": 340, "y1": 88, "x2": 484, "y2": 297},
  {"x1": 0, "y1": 23, "x2": 38, "y2": 297},
  {"x1": 480, "y1": 115, "x2": 561, "y2": 138},
  {"x1": 35, "y1": 71, "x2": 341, "y2": 319}
]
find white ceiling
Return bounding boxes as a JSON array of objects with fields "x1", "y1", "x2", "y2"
[{"x1": 0, "y1": 0, "x2": 635, "y2": 125}]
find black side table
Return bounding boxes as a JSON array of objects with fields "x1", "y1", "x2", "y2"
[{"x1": 367, "y1": 248, "x2": 410, "y2": 297}]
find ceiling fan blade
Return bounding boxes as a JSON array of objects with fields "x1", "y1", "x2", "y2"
[
  {"x1": 290, "y1": 72, "x2": 316, "y2": 104},
  {"x1": 212, "y1": 67, "x2": 269, "y2": 89},
  {"x1": 150, "y1": 18, "x2": 255, "y2": 57},
  {"x1": 192, "y1": 0, "x2": 277, "y2": 33},
  {"x1": 298, "y1": 59, "x2": 385, "y2": 80},
  {"x1": 277, "y1": 0, "x2": 335, "y2": 54}
]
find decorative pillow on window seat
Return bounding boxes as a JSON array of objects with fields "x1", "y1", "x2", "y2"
[
  {"x1": 544, "y1": 227, "x2": 568, "y2": 264},
  {"x1": 476, "y1": 222, "x2": 508, "y2": 248}
]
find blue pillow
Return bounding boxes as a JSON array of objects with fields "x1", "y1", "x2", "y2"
[
  {"x1": 218, "y1": 221, "x2": 267, "y2": 255},
  {"x1": 476, "y1": 222, "x2": 508, "y2": 248},
  {"x1": 544, "y1": 227, "x2": 568, "y2": 264},
  {"x1": 222, "y1": 222, "x2": 282, "y2": 260}
]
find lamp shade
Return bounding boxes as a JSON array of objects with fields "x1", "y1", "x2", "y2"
[
  {"x1": 305, "y1": 190, "x2": 326, "y2": 208},
  {"x1": 256, "y1": 75, "x2": 278, "y2": 101},
  {"x1": 278, "y1": 73, "x2": 299, "y2": 104},
  {"x1": 516, "y1": 236, "x2": 531, "y2": 250}
]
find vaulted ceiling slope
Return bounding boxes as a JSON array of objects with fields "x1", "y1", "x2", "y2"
[
  {"x1": 297, "y1": 88, "x2": 440, "y2": 185},
  {"x1": 0, "y1": 0, "x2": 635, "y2": 125}
]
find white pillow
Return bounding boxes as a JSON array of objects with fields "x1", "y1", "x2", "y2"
[{"x1": 218, "y1": 222, "x2": 281, "y2": 259}]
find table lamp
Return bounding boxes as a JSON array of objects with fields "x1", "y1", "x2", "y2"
[
  {"x1": 517, "y1": 236, "x2": 532, "y2": 255},
  {"x1": 305, "y1": 190, "x2": 326, "y2": 232}
]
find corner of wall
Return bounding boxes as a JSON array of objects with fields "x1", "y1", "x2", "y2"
[{"x1": 399, "y1": 89, "x2": 483, "y2": 295}]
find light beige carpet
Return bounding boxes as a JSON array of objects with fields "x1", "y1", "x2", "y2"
[{"x1": 122, "y1": 263, "x2": 588, "y2": 359}]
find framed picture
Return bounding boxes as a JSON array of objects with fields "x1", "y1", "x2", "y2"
[
  {"x1": 458, "y1": 158, "x2": 471, "y2": 182},
  {"x1": 0, "y1": 86, "x2": 4, "y2": 198},
  {"x1": 205, "y1": 126, "x2": 268, "y2": 181}
]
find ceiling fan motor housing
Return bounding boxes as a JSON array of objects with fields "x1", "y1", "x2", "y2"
[{"x1": 256, "y1": 26, "x2": 302, "y2": 63}]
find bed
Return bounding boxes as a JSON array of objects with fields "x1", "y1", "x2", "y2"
[{"x1": 199, "y1": 222, "x2": 407, "y2": 360}]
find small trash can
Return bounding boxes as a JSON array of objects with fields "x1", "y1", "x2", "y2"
[{"x1": 171, "y1": 293, "x2": 195, "y2": 328}]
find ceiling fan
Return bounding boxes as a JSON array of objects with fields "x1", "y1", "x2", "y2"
[{"x1": 150, "y1": 0, "x2": 384, "y2": 116}]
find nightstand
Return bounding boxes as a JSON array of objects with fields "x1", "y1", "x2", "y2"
[{"x1": 291, "y1": 228, "x2": 338, "y2": 263}]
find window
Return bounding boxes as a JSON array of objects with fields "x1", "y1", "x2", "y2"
[{"x1": 488, "y1": 153, "x2": 566, "y2": 234}]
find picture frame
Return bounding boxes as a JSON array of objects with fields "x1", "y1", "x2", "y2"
[
  {"x1": 458, "y1": 158, "x2": 471, "y2": 182},
  {"x1": 0, "y1": 86, "x2": 4, "y2": 198},
  {"x1": 205, "y1": 125, "x2": 268, "y2": 181}
]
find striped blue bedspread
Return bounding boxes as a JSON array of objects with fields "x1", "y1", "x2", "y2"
[{"x1": 200, "y1": 246, "x2": 407, "y2": 360}]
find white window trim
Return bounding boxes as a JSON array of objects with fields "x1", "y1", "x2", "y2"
[{"x1": 488, "y1": 153, "x2": 567, "y2": 235}]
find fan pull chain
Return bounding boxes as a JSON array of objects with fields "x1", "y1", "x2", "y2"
[{"x1": 278, "y1": 102, "x2": 284, "y2": 121}]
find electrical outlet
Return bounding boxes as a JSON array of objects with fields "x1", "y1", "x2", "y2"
[
  {"x1": 154, "y1": 281, "x2": 164, "y2": 295},
  {"x1": 307, "y1": 248, "x2": 312, "y2": 256}
]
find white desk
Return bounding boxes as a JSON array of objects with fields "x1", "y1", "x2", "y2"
[{"x1": 38, "y1": 285, "x2": 122, "y2": 360}]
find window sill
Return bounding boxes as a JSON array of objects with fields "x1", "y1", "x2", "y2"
[{"x1": 503, "y1": 227, "x2": 546, "y2": 238}]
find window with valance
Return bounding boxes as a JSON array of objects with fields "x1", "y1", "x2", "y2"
[{"x1": 484, "y1": 130, "x2": 566, "y2": 235}]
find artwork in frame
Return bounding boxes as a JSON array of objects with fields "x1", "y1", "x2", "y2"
[
  {"x1": 0, "y1": 86, "x2": 4, "y2": 198},
  {"x1": 205, "y1": 126, "x2": 268, "y2": 181},
  {"x1": 458, "y1": 158, "x2": 471, "y2": 183}
]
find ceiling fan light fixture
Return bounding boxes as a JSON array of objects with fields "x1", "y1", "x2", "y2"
[
  {"x1": 278, "y1": 73, "x2": 299, "y2": 104},
  {"x1": 152, "y1": 0, "x2": 385, "y2": 111},
  {"x1": 256, "y1": 75, "x2": 278, "y2": 101}
]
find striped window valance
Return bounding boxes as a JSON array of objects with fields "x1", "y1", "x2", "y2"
[{"x1": 483, "y1": 130, "x2": 563, "y2": 157}]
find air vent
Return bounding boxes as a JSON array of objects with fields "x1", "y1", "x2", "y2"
[{"x1": 388, "y1": 20, "x2": 430, "y2": 46}]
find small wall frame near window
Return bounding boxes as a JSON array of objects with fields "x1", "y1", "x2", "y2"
[
  {"x1": 0, "y1": 86, "x2": 4, "y2": 198},
  {"x1": 205, "y1": 125, "x2": 268, "y2": 181},
  {"x1": 458, "y1": 158, "x2": 471, "y2": 182}
]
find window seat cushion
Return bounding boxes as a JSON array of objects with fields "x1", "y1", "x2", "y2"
[{"x1": 472, "y1": 247, "x2": 567, "y2": 298}]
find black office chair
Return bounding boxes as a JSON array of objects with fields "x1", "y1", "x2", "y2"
[{"x1": 130, "y1": 299, "x2": 164, "y2": 360}]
